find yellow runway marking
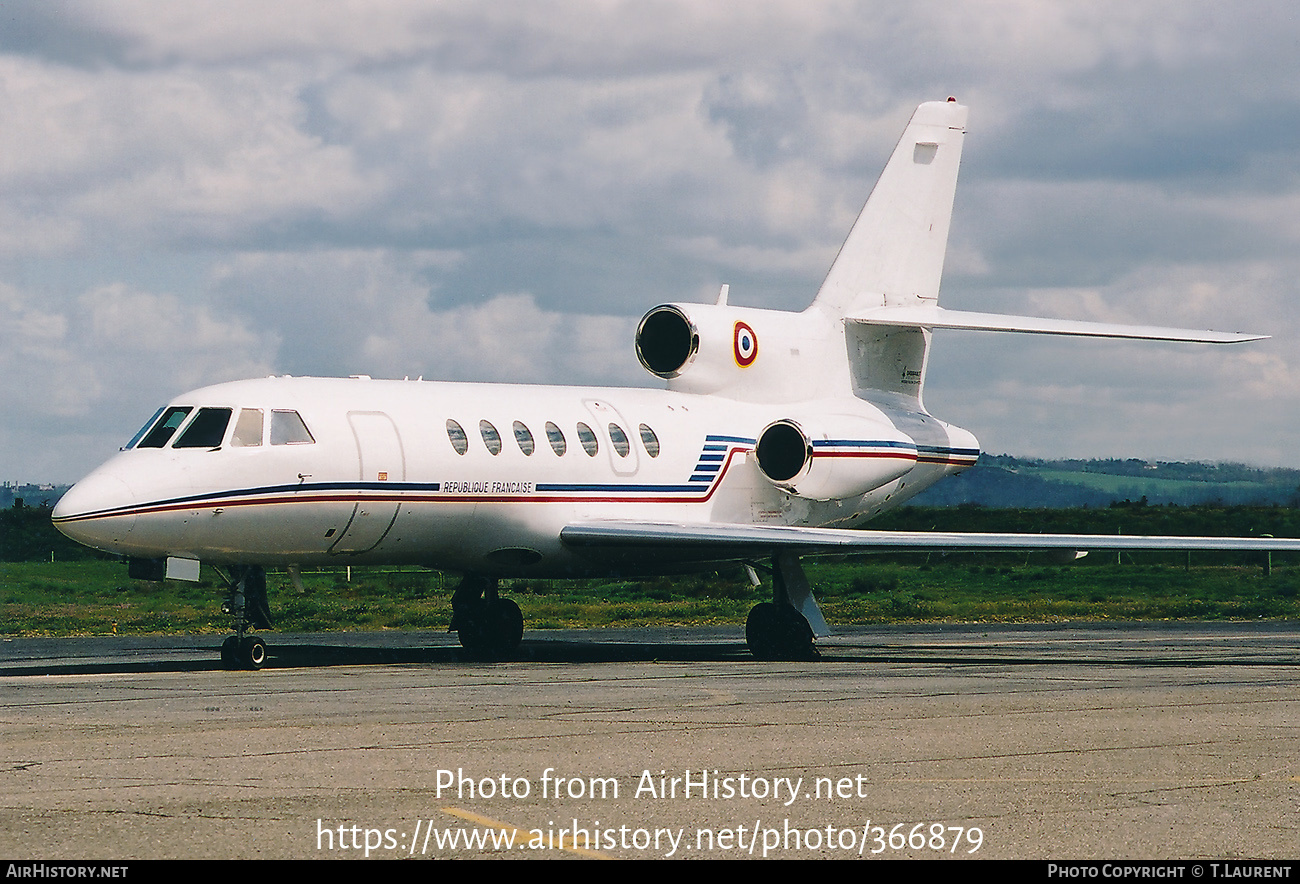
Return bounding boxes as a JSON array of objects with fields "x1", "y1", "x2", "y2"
[{"x1": 440, "y1": 806, "x2": 611, "y2": 859}]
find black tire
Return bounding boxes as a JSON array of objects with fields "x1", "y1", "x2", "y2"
[
  {"x1": 240, "y1": 636, "x2": 267, "y2": 670},
  {"x1": 457, "y1": 598, "x2": 524, "y2": 660},
  {"x1": 746, "y1": 602, "x2": 816, "y2": 661},
  {"x1": 488, "y1": 598, "x2": 524, "y2": 656},
  {"x1": 220, "y1": 636, "x2": 239, "y2": 668}
]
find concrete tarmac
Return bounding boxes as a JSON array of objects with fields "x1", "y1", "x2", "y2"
[{"x1": 1, "y1": 622, "x2": 1298, "y2": 860}]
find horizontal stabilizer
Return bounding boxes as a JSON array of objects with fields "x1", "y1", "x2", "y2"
[
  {"x1": 562, "y1": 521, "x2": 1300, "y2": 558},
  {"x1": 847, "y1": 306, "x2": 1266, "y2": 344}
]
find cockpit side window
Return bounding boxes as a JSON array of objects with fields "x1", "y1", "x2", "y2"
[
  {"x1": 174, "y1": 407, "x2": 233, "y2": 448},
  {"x1": 125, "y1": 406, "x2": 166, "y2": 449},
  {"x1": 230, "y1": 409, "x2": 264, "y2": 447},
  {"x1": 137, "y1": 407, "x2": 193, "y2": 448},
  {"x1": 270, "y1": 410, "x2": 315, "y2": 445}
]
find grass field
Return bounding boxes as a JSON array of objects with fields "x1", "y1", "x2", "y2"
[{"x1": 2, "y1": 555, "x2": 1297, "y2": 637}]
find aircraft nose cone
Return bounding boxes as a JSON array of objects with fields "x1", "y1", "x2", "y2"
[{"x1": 52, "y1": 471, "x2": 138, "y2": 553}]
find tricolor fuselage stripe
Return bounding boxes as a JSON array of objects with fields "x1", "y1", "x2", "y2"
[{"x1": 54, "y1": 437, "x2": 763, "y2": 522}]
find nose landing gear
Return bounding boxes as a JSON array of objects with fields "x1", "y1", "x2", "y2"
[
  {"x1": 218, "y1": 564, "x2": 272, "y2": 670},
  {"x1": 220, "y1": 634, "x2": 268, "y2": 670}
]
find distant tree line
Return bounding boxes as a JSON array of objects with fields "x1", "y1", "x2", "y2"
[{"x1": 0, "y1": 500, "x2": 107, "y2": 562}]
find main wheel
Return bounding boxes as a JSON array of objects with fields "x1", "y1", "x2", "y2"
[
  {"x1": 487, "y1": 598, "x2": 524, "y2": 656},
  {"x1": 746, "y1": 602, "x2": 816, "y2": 661},
  {"x1": 457, "y1": 598, "x2": 523, "y2": 659}
]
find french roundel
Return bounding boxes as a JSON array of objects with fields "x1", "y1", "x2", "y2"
[{"x1": 733, "y1": 321, "x2": 758, "y2": 367}]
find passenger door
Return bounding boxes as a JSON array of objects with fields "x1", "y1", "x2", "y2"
[{"x1": 329, "y1": 411, "x2": 405, "y2": 555}]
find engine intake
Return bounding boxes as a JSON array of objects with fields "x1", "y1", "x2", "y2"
[
  {"x1": 636, "y1": 306, "x2": 698, "y2": 379},
  {"x1": 755, "y1": 420, "x2": 810, "y2": 482},
  {"x1": 755, "y1": 417, "x2": 919, "y2": 501}
]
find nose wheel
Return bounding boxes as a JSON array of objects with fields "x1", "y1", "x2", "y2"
[{"x1": 221, "y1": 634, "x2": 268, "y2": 670}]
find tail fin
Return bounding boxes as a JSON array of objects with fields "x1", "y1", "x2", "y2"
[
  {"x1": 806, "y1": 99, "x2": 1261, "y2": 411},
  {"x1": 810, "y1": 99, "x2": 967, "y2": 317}
]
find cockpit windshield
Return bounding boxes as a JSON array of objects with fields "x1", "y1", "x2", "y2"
[
  {"x1": 127, "y1": 404, "x2": 313, "y2": 450},
  {"x1": 173, "y1": 408, "x2": 233, "y2": 448},
  {"x1": 136, "y1": 407, "x2": 192, "y2": 448},
  {"x1": 124, "y1": 406, "x2": 166, "y2": 449}
]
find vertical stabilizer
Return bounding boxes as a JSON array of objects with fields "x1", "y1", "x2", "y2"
[{"x1": 810, "y1": 99, "x2": 967, "y2": 317}]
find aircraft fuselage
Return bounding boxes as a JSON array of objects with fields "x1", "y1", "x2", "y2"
[{"x1": 52, "y1": 374, "x2": 978, "y2": 576}]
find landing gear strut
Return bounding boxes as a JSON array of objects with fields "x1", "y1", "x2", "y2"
[
  {"x1": 744, "y1": 553, "x2": 827, "y2": 661},
  {"x1": 219, "y1": 564, "x2": 271, "y2": 670},
  {"x1": 450, "y1": 574, "x2": 524, "y2": 660}
]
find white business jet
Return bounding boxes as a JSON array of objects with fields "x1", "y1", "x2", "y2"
[{"x1": 52, "y1": 99, "x2": 1300, "y2": 668}]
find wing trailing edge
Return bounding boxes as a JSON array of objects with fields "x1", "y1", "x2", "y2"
[
  {"x1": 561, "y1": 521, "x2": 1300, "y2": 556},
  {"x1": 846, "y1": 306, "x2": 1266, "y2": 344}
]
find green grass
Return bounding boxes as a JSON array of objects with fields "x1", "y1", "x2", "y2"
[{"x1": 2, "y1": 557, "x2": 1298, "y2": 637}]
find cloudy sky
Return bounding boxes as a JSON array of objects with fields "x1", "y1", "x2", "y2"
[{"x1": 3, "y1": 1, "x2": 1299, "y2": 483}]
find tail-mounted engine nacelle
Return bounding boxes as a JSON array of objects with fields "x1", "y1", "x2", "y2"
[
  {"x1": 754, "y1": 417, "x2": 919, "y2": 501},
  {"x1": 636, "y1": 305, "x2": 700, "y2": 379},
  {"x1": 635, "y1": 302, "x2": 834, "y2": 400}
]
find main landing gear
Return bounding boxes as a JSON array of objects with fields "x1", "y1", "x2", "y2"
[
  {"x1": 450, "y1": 573, "x2": 524, "y2": 660},
  {"x1": 218, "y1": 564, "x2": 273, "y2": 670},
  {"x1": 744, "y1": 553, "x2": 828, "y2": 661}
]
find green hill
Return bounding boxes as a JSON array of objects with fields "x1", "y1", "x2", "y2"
[{"x1": 910, "y1": 455, "x2": 1300, "y2": 508}]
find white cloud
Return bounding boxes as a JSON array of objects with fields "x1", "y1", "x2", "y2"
[
  {"x1": 2, "y1": 1, "x2": 1299, "y2": 482},
  {"x1": 360, "y1": 292, "x2": 640, "y2": 387}
]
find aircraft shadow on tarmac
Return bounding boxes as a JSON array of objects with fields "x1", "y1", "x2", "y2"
[{"x1": 6, "y1": 630, "x2": 1297, "y2": 676}]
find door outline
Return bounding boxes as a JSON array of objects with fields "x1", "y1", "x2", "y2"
[{"x1": 329, "y1": 411, "x2": 405, "y2": 555}]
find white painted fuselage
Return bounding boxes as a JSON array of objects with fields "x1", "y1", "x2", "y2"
[{"x1": 52, "y1": 374, "x2": 977, "y2": 576}]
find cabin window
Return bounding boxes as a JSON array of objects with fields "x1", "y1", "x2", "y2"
[
  {"x1": 545, "y1": 421, "x2": 566, "y2": 456},
  {"x1": 608, "y1": 423, "x2": 630, "y2": 458},
  {"x1": 446, "y1": 419, "x2": 468, "y2": 455},
  {"x1": 230, "y1": 409, "x2": 264, "y2": 447},
  {"x1": 639, "y1": 424, "x2": 660, "y2": 457},
  {"x1": 513, "y1": 421, "x2": 535, "y2": 455},
  {"x1": 480, "y1": 420, "x2": 502, "y2": 455},
  {"x1": 174, "y1": 408, "x2": 233, "y2": 448},
  {"x1": 137, "y1": 407, "x2": 192, "y2": 448},
  {"x1": 576, "y1": 422, "x2": 598, "y2": 457},
  {"x1": 125, "y1": 406, "x2": 166, "y2": 449},
  {"x1": 270, "y1": 410, "x2": 315, "y2": 445}
]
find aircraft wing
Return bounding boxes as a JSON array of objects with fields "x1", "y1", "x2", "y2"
[
  {"x1": 846, "y1": 306, "x2": 1266, "y2": 343},
  {"x1": 560, "y1": 520, "x2": 1300, "y2": 559}
]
